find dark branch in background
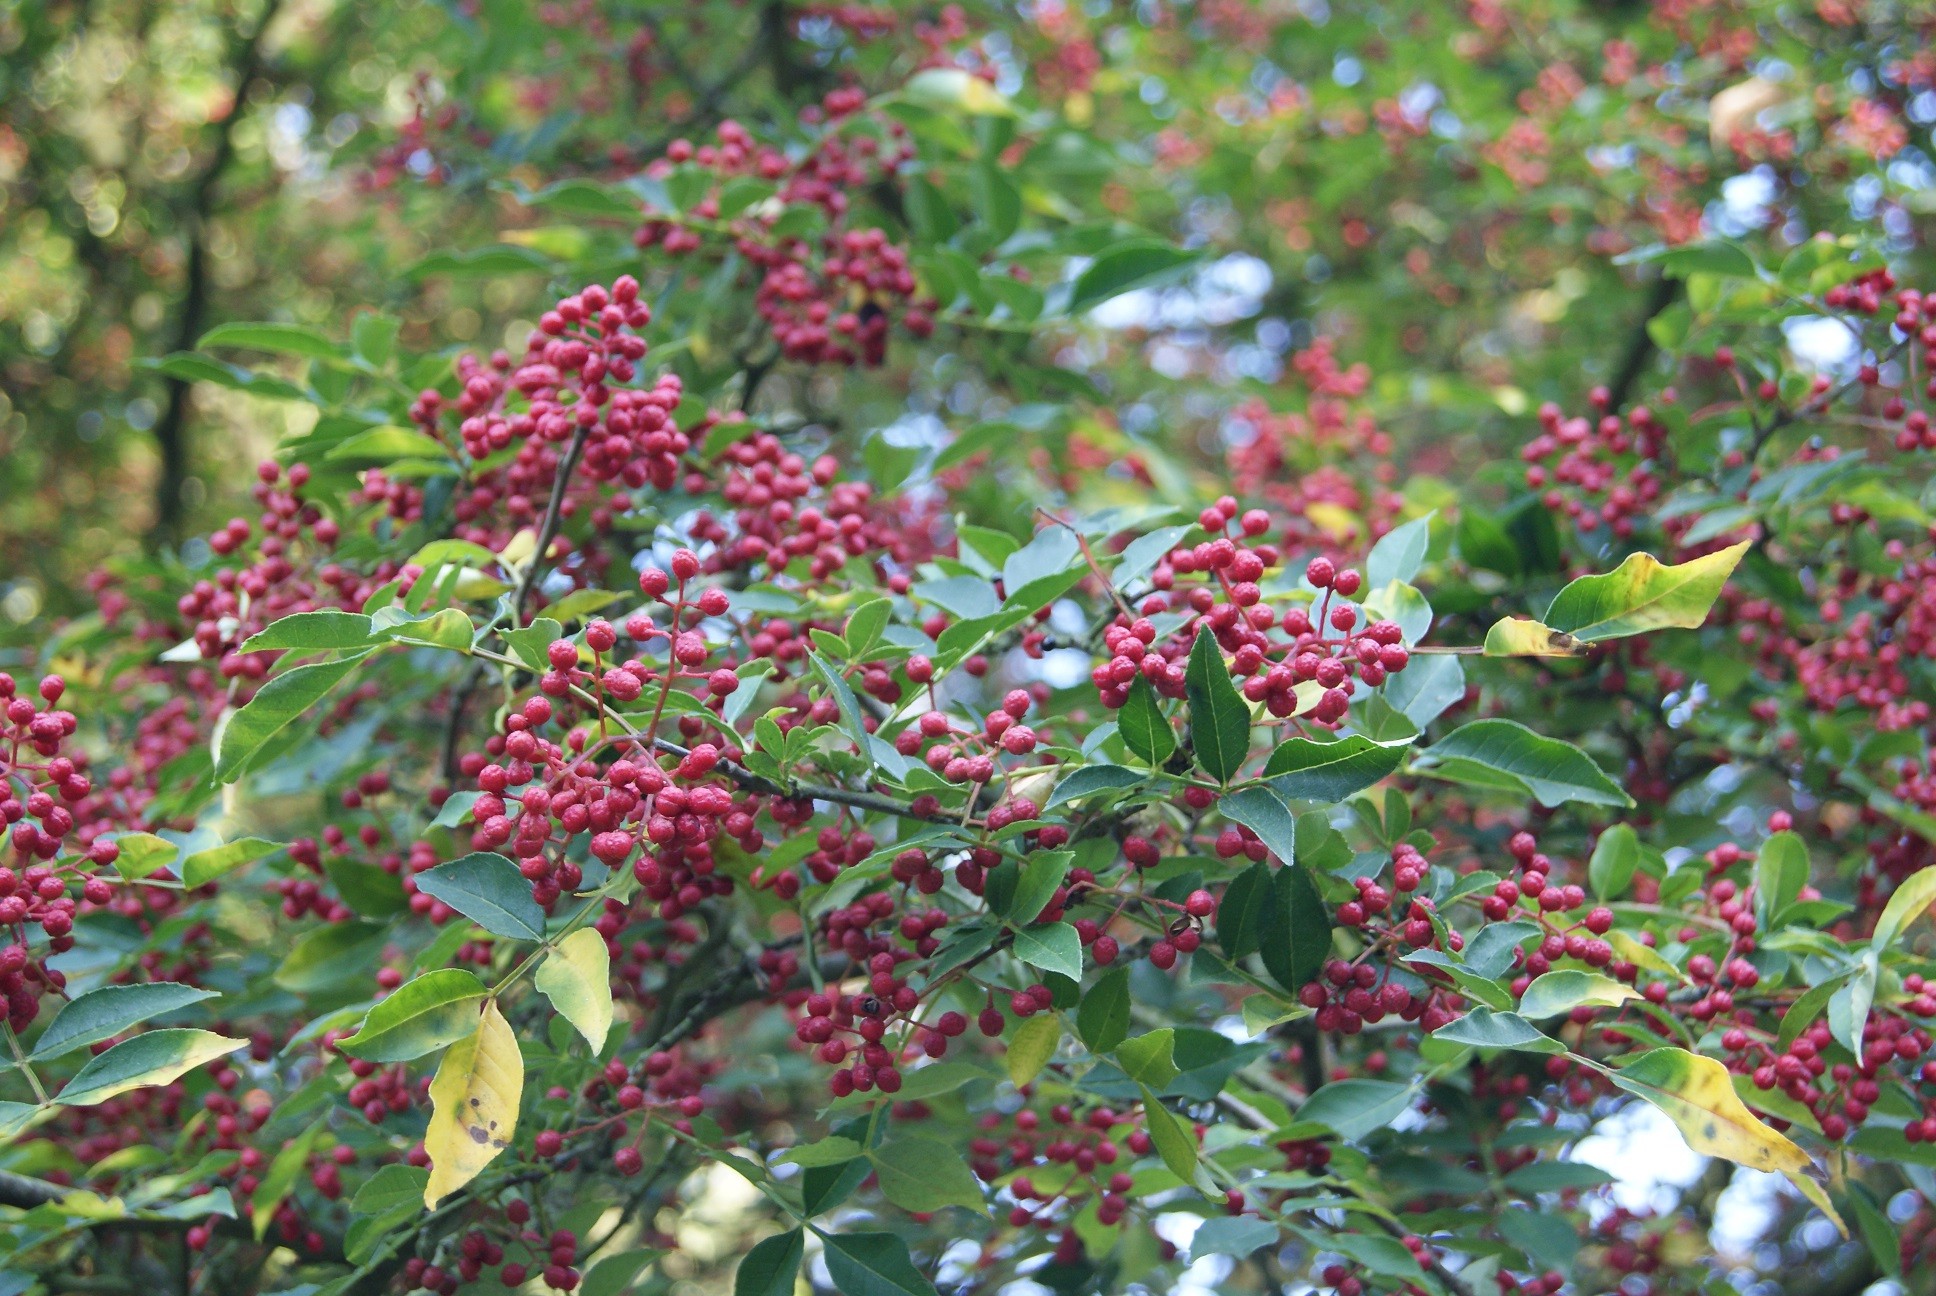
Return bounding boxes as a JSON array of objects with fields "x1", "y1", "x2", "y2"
[
  {"x1": 1602, "y1": 273, "x2": 1680, "y2": 414},
  {"x1": 146, "y1": 0, "x2": 286, "y2": 549}
]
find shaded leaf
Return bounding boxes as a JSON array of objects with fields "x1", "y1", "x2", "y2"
[
  {"x1": 30, "y1": 983, "x2": 219, "y2": 1061},
  {"x1": 1414, "y1": 720, "x2": 1632, "y2": 808},
  {"x1": 338, "y1": 970, "x2": 488, "y2": 1063},
  {"x1": 57, "y1": 1030, "x2": 245, "y2": 1106},
  {"x1": 415, "y1": 853, "x2": 547, "y2": 942},
  {"x1": 1184, "y1": 627, "x2": 1251, "y2": 782}
]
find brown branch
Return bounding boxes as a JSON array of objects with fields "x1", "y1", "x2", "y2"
[{"x1": 146, "y1": 0, "x2": 285, "y2": 547}]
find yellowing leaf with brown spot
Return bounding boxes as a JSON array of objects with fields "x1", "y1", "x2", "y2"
[
  {"x1": 535, "y1": 929, "x2": 613, "y2": 1053},
  {"x1": 1603, "y1": 1047, "x2": 1844, "y2": 1236},
  {"x1": 1483, "y1": 618, "x2": 1586, "y2": 658},
  {"x1": 423, "y1": 1000, "x2": 523, "y2": 1208}
]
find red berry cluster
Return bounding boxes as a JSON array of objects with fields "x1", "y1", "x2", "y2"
[{"x1": 1094, "y1": 499, "x2": 1412, "y2": 730}]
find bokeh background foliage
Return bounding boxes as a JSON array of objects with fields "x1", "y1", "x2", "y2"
[{"x1": 6, "y1": 3, "x2": 1936, "y2": 1296}]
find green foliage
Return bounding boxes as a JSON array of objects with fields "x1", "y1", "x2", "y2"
[{"x1": 7, "y1": 3, "x2": 1936, "y2": 1294}]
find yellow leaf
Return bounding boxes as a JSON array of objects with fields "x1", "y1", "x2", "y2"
[
  {"x1": 1483, "y1": 618, "x2": 1586, "y2": 658},
  {"x1": 1006, "y1": 1014, "x2": 1061, "y2": 1087},
  {"x1": 498, "y1": 529, "x2": 538, "y2": 570},
  {"x1": 535, "y1": 929, "x2": 613, "y2": 1053},
  {"x1": 1606, "y1": 930, "x2": 1687, "y2": 983},
  {"x1": 424, "y1": 1000, "x2": 523, "y2": 1208},
  {"x1": 1710, "y1": 77, "x2": 1787, "y2": 148},
  {"x1": 1601, "y1": 1047, "x2": 1844, "y2": 1237},
  {"x1": 1303, "y1": 502, "x2": 1358, "y2": 543}
]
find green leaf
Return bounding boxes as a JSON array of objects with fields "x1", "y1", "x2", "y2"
[
  {"x1": 1005, "y1": 851, "x2": 1073, "y2": 924},
  {"x1": 405, "y1": 244, "x2": 555, "y2": 280},
  {"x1": 275, "y1": 921, "x2": 386, "y2": 994},
  {"x1": 1299, "y1": 1078, "x2": 1414, "y2": 1140},
  {"x1": 1044, "y1": 766, "x2": 1144, "y2": 810},
  {"x1": 351, "y1": 1165, "x2": 429, "y2": 1215},
  {"x1": 1011, "y1": 922, "x2": 1083, "y2": 980},
  {"x1": 1516, "y1": 971, "x2": 1642, "y2": 1019},
  {"x1": 807, "y1": 652, "x2": 873, "y2": 765},
  {"x1": 1403, "y1": 949, "x2": 1514, "y2": 1010},
  {"x1": 1077, "y1": 966, "x2": 1131, "y2": 1053},
  {"x1": 1873, "y1": 864, "x2": 1936, "y2": 950},
  {"x1": 1138, "y1": 1085, "x2": 1199, "y2": 1180},
  {"x1": 1540, "y1": 541, "x2": 1749, "y2": 643},
  {"x1": 108, "y1": 832, "x2": 179, "y2": 880},
  {"x1": 1217, "y1": 861, "x2": 1271, "y2": 962},
  {"x1": 1264, "y1": 734, "x2": 1410, "y2": 803},
  {"x1": 1219, "y1": 785, "x2": 1297, "y2": 865},
  {"x1": 240, "y1": 611, "x2": 376, "y2": 654},
  {"x1": 735, "y1": 1228, "x2": 804, "y2": 1296},
  {"x1": 1257, "y1": 864, "x2": 1332, "y2": 995},
  {"x1": 1069, "y1": 241, "x2": 1199, "y2": 314},
  {"x1": 325, "y1": 425, "x2": 451, "y2": 463},
  {"x1": 252, "y1": 1117, "x2": 324, "y2": 1237},
  {"x1": 1000, "y1": 526, "x2": 1085, "y2": 611},
  {"x1": 1116, "y1": 1029, "x2": 1179, "y2": 1087},
  {"x1": 1588, "y1": 825, "x2": 1640, "y2": 900},
  {"x1": 325, "y1": 857, "x2": 407, "y2": 918},
  {"x1": 56, "y1": 1030, "x2": 245, "y2": 1106},
  {"x1": 1499, "y1": 1207, "x2": 1579, "y2": 1273},
  {"x1": 582, "y1": 1252, "x2": 660, "y2": 1296},
  {"x1": 1755, "y1": 831, "x2": 1809, "y2": 927},
  {"x1": 780, "y1": 1137, "x2": 864, "y2": 1168},
  {"x1": 1848, "y1": 1183, "x2": 1902, "y2": 1279},
  {"x1": 30, "y1": 983, "x2": 219, "y2": 1061},
  {"x1": 1114, "y1": 524, "x2": 1193, "y2": 590},
  {"x1": 821, "y1": 1231, "x2": 939, "y2": 1296},
  {"x1": 373, "y1": 606, "x2": 473, "y2": 653},
  {"x1": 0, "y1": 1101, "x2": 43, "y2": 1139},
  {"x1": 1006, "y1": 1013, "x2": 1061, "y2": 1086},
  {"x1": 1432, "y1": 1009, "x2": 1561, "y2": 1054},
  {"x1": 843, "y1": 598, "x2": 893, "y2": 660},
  {"x1": 351, "y1": 313, "x2": 399, "y2": 368},
  {"x1": 1503, "y1": 1161, "x2": 1615, "y2": 1192},
  {"x1": 337, "y1": 970, "x2": 488, "y2": 1062},
  {"x1": 1117, "y1": 676, "x2": 1176, "y2": 766},
  {"x1": 1381, "y1": 653, "x2": 1464, "y2": 729},
  {"x1": 1414, "y1": 719, "x2": 1632, "y2": 808},
  {"x1": 414, "y1": 852, "x2": 547, "y2": 942},
  {"x1": 1366, "y1": 512, "x2": 1435, "y2": 588},
  {"x1": 198, "y1": 322, "x2": 342, "y2": 362},
  {"x1": 1829, "y1": 952, "x2": 1879, "y2": 1057},
  {"x1": 215, "y1": 652, "x2": 373, "y2": 782},
  {"x1": 1192, "y1": 1216, "x2": 1280, "y2": 1257},
  {"x1": 180, "y1": 837, "x2": 280, "y2": 887},
  {"x1": 1616, "y1": 238, "x2": 1759, "y2": 279},
  {"x1": 1184, "y1": 627, "x2": 1250, "y2": 782},
  {"x1": 867, "y1": 1136, "x2": 985, "y2": 1213}
]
